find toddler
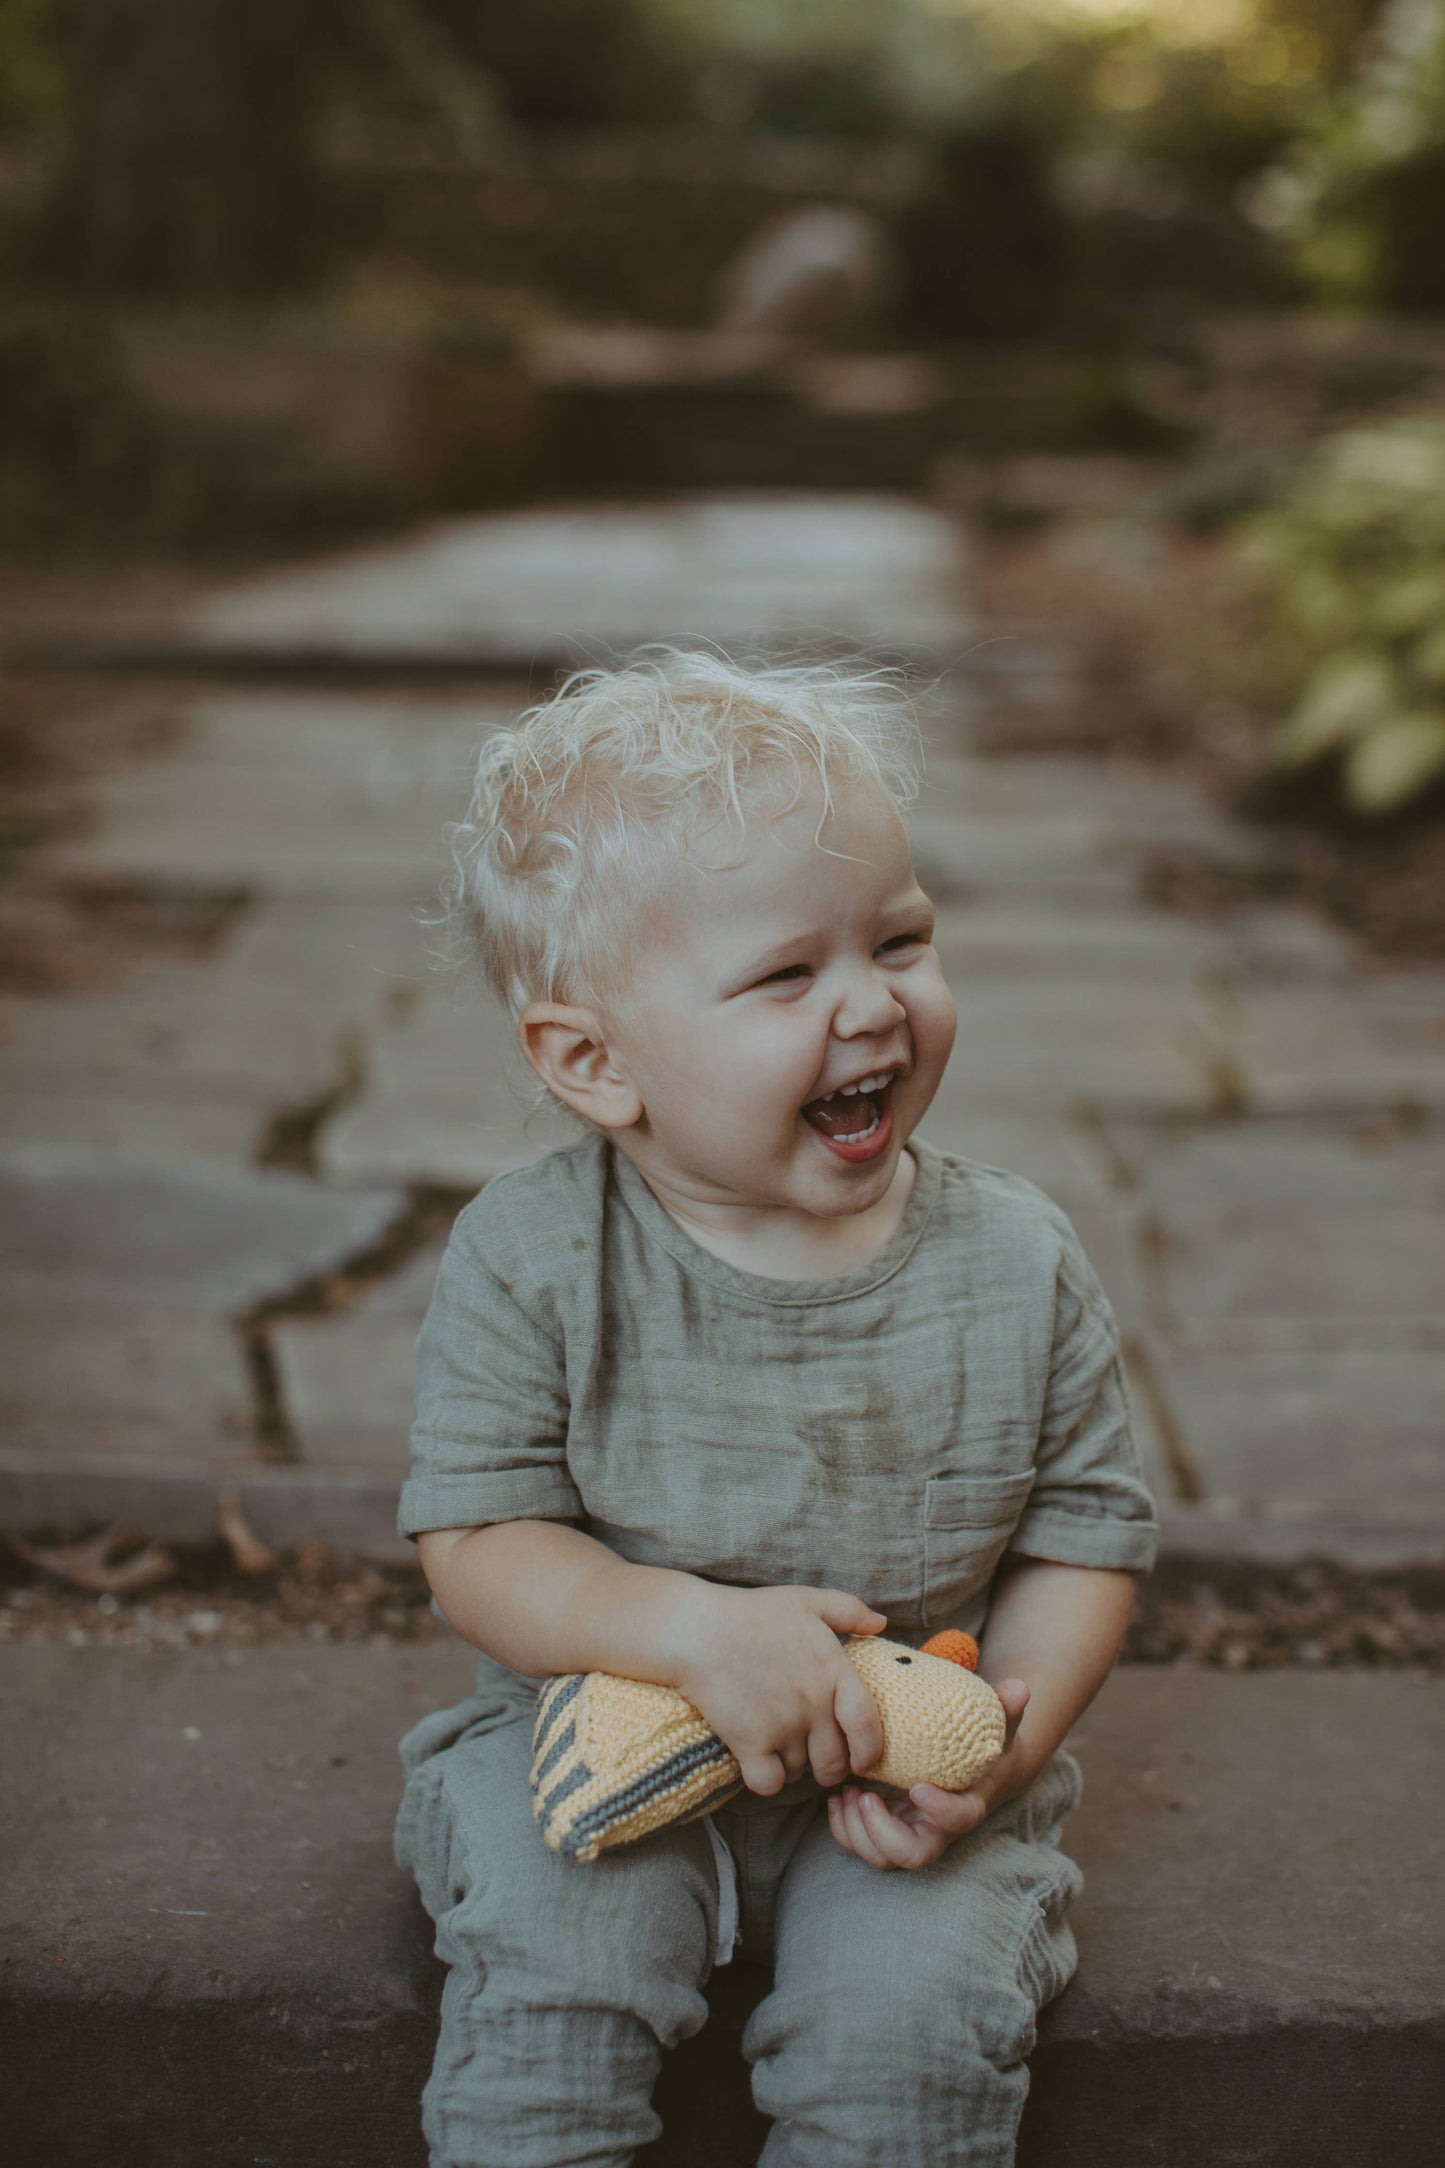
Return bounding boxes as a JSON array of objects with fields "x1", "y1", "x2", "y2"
[{"x1": 395, "y1": 651, "x2": 1157, "y2": 2168}]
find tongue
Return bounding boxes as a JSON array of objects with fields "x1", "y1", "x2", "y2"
[{"x1": 803, "y1": 1092, "x2": 878, "y2": 1138}]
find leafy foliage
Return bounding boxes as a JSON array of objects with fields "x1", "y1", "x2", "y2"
[
  {"x1": 1241, "y1": 417, "x2": 1445, "y2": 812},
  {"x1": 1251, "y1": 0, "x2": 1445, "y2": 308}
]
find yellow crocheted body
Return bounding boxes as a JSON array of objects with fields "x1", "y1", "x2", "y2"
[{"x1": 531, "y1": 1634, "x2": 1007, "y2": 1862}]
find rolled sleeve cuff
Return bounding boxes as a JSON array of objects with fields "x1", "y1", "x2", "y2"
[
  {"x1": 1007, "y1": 1505, "x2": 1159, "y2": 1573},
  {"x1": 398, "y1": 1461, "x2": 584, "y2": 1539}
]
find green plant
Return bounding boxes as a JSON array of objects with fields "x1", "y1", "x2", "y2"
[
  {"x1": 1240, "y1": 416, "x2": 1445, "y2": 813},
  {"x1": 1251, "y1": 0, "x2": 1445, "y2": 308}
]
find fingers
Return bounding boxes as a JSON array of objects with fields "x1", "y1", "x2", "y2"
[
  {"x1": 906, "y1": 1783, "x2": 988, "y2": 1840},
  {"x1": 993, "y1": 1676, "x2": 1031, "y2": 1745},
  {"x1": 806, "y1": 1717, "x2": 852, "y2": 1790},
  {"x1": 828, "y1": 1787, "x2": 947, "y2": 1872},
  {"x1": 811, "y1": 1588, "x2": 887, "y2": 1638},
  {"x1": 738, "y1": 1751, "x2": 787, "y2": 1797},
  {"x1": 827, "y1": 1788, "x2": 894, "y2": 1870},
  {"x1": 833, "y1": 1665, "x2": 884, "y2": 1777},
  {"x1": 861, "y1": 1791, "x2": 947, "y2": 1869}
]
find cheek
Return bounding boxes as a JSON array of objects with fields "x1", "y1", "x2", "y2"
[
  {"x1": 715, "y1": 1013, "x2": 822, "y2": 1126},
  {"x1": 621, "y1": 1007, "x2": 709, "y2": 1105},
  {"x1": 910, "y1": 972, "x2": 958, "y2": 1070},
  {"x1": 633, "y1": 1011, "x2": 806, "y2": 1131}
]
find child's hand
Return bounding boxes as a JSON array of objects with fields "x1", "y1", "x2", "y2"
[
  {"x1": 827, "y1": 1677, "x2": 1031, "y2": 1871},
  {"x1": 671, "y1": 1582, "x2": 887, "y2": 1796}
]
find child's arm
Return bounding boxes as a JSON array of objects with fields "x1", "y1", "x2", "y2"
[
  {"x1": 420, "y1": 1520, "x2": 887, "y2": 1796},
  {"x1": 828, "y1": 1557, "x2": 1136, "y2": 1872}
]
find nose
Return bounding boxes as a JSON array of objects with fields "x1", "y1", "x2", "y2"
[{"x1": 832, "y1": 956, "x2": 906, "y2": 1041}]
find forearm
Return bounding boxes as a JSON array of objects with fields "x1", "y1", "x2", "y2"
[
  {"x1": 417, "y1": 1519, "x2": 710, "y2": 1684},
  {"x1": 976, "y1": 1557, "x2": 1137, "y2": 1784}
]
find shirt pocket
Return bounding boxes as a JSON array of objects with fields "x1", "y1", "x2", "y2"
[{"x1": 922, "y1": 1469, "x2": 1036, "y2": 1629}]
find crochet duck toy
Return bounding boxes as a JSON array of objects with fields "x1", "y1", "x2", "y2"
[{"x1": 531, "y1": 1630, "x2": 1007, "y2": 1862}]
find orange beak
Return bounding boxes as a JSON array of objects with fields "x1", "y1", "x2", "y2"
[{"x1": 919, "y1": 1629, "x2": 980, "y2": 1672}]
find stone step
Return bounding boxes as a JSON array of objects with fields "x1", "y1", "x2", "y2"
[
  {"x1": 189, "y1": 498, "x2": 975, "y2": 667},
  {"x1": 2, "y1": 1647, "x2": 1440, "y2": 2168}
]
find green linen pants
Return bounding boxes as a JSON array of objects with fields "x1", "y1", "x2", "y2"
[{"x1": 395, "y1": 1675, "x2": 1084, "y2": 2168}]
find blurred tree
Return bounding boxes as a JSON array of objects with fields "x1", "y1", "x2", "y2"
[
  {"x1": 968, "y1": 0, "x2": 1384, "y2": 197},
  {"x1": 0, "y1": 0, "x2": 68, "y2": 141},
  {"x1": 893, "y1": 117, "x2": 1070, "y2": 339},
  {"x1": 382, "y1": 0, "x2": 697, "y2": 130},
  {"x1": 0, "y1": 301, "x2": 186, "y2": 542},
  {"x1": 1253, "y1": 0, "x2": 1445, "y2": 308},
  {"x1": 55, "y1": 0, "x2": 322, "y2": 292},
  {"x1": 324, "y1": 0, "x2": 501, "y2": 146},
  {"x1": 474, "y1": 0, "x2": 698, "y2": 126}
]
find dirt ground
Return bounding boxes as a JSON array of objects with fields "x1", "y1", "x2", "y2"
[{"x1": 2, "y1": 1538, "x2": 1441, "y2": 1672}]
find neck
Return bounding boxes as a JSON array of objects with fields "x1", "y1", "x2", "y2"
[{"x1": 619, "y1": 1146, "x2": 919, "y2": 1281}]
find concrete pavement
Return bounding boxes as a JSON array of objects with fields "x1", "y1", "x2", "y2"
[
  {"x1": 2, "y1": 502, "x2": 1441, "y2": 1564},
  {"x1": 3, "y1": 1644, "x2": 1440, "y2": 2168}
]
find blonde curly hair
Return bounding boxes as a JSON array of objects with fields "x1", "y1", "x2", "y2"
[{"x1": 443, "y1": 647, "x2": 922, "y2": 1019}]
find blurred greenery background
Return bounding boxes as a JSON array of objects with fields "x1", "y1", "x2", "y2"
[{"x1": 2, "y1": 0, "x2": 1444, "y2": 819}]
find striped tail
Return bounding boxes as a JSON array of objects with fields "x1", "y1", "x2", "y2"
[{"x1": 531, "y1": 1670, "x2": 743, "y2": 1863}]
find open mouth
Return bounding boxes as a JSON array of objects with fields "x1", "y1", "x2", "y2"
[{"x1": 800, "y1": 1071, "x2": 898, "y2": 1162}]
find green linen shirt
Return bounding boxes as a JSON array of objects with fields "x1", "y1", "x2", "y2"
[{"x1": 401, "y1": 1133, "x2": 1157, "y2": 1639}]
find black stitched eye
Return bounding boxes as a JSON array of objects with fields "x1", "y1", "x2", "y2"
[{"x1": 894, "y1": 1655, "x2": 913, "y2": 1665}]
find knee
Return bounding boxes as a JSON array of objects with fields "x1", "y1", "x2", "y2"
[
  {"x1": 748, "y1": 1961, "x2": 1038, "y2": 2168},
  {"x1": 753, "y1": 1936, "x2": 1037, "y2": 2102},
  {"x1": 750, "y1": 1877, "x2": 1073, "y2": 2140}
]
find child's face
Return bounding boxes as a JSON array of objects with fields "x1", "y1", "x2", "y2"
[{"x1": 606, "y1": 775, "x2": 957, "y2": 1221}]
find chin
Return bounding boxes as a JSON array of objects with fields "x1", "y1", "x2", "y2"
[{"x1": 815, "y1": 1148, "x2": 901, "y2": 1211}]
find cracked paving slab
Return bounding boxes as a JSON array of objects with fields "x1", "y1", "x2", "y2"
[
  {"x1": 932, "y1": 899, "x2": 1354, "y2": 986},
  {"x1": 0, "y1": 1149, "x2": 402, "y2": 1315},
  {"x1": 270, "y1": 1240, "x2": 450, "y2": 1473},
  {"x1": 1109, "y1": 1114, "x2": 1445, "y2": 1350},
  {"x1": 1141, "y1": 1201, "x2": 1444, "y2": 1349},
  {"x1": 0, "y1": 1151, "x2": 405, "y2": 1546},
  {"x1": 1131, "y1": 1343, "x2": 1445, "y2": 1524},
  {"x1": 0, "y1": 888, "x2": 435, "y2": 1170},
  {"x1": 1112, "y1": 1112, "x2": 1445, "y2": 1562},
  {"x1": 43, "y1": 690, "x2": 500, "y2": 900},
  {"x1": 1101, "y1": 1113, "x2": 1445, "y2": 1209}
]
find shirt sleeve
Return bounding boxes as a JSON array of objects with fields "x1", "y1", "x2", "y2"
[
  {"x1": 398, "y1": 1211, "x2": 582, "y2": 1538},
  {"x1": 1008, "y1": 1221, "x2": 1159, "y2": 1573}
]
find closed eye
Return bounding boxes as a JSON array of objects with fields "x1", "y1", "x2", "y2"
[
  {"x1": 757, "y1": 962, "x2": 812, "y2": 985},
  {"x1": 877, "y1": 929, "x2": 929, "y2": 954}
]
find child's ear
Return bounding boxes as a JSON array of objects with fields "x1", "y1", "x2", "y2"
[{"x1": 518, "y1": 1003, "x2": 642, "y2": 1130}]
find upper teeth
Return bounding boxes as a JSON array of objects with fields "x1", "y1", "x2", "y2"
[{"x1": 821, "y1": 1071, "x2": 891, "y2": 1102}]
